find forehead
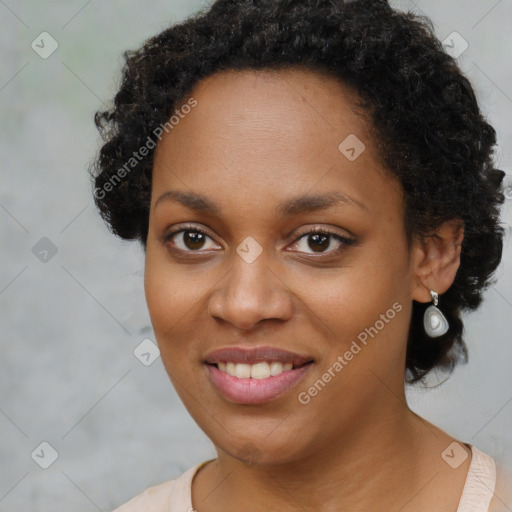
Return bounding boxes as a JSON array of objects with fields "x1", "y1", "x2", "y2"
[
  {"x1": 151, "y1": 68, "x2": 400, "y2": 218},
  {"x1": 160, "y1": 67, "x2": 373, "y2": 150},
  {"x1": 187, "y1": 67, "x2": 367, "y2": 118}
]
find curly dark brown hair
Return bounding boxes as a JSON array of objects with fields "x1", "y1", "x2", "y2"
[{"x1": 90, "y1": 0, "x2": 506, "y2": 384}]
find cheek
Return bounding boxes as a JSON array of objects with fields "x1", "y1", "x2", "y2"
[
  {"x1": 144, "y1": 248, "x2": 200, "y2": 357},
  {"x1": 298, "y1": 260, "x2": 404, "y2": 338},
  {"x1": 143, "y1": 246, "x2": 228, "y2": 387},
  {"x1": 144, "y1": 243, "x2": 204, "y2": 328},
  {"x1": 294, "y1": 245, "x2": 411, "y2": 381}
]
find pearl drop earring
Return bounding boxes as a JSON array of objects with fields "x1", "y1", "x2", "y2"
[{"x1": 423, "y1": 290, "x2": 449, "y2": 337}]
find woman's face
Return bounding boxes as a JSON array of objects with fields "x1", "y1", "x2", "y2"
[{"x1": 145, "y1": 69, "x2": 418, "y2": 464}]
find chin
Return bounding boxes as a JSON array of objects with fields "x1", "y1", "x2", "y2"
[
  {"x1": 219, "y1": 441, "x2": 303, "y2": 467},
  {"x1": 203, "y1": 419, "x2": 318, "y2": 467}
]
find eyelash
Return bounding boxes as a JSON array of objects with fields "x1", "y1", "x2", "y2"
[{"x1": 163, "y1": 223, "x2": 355, "y2": 258}]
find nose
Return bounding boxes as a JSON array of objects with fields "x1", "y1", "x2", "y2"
[{"x1": 207, "y1": 249, "x2": 294, "y2": 331}]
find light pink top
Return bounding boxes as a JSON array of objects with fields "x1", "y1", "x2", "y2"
[{"x1": 112, "y1": 445, "x2": 497, "y2": 512}]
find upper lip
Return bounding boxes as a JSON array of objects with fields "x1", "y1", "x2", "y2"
[{"x1": 204, "y1": 346, "x2": 314, "y2": 366}]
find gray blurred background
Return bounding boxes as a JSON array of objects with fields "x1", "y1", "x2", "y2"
[{"x1": 1, "y1": 1, "x2": 511, "y2": 510}]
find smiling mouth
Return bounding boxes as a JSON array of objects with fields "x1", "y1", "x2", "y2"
[
  {"x1": 208, "y1": 360, "x2": 313, "y2": 379},
  {"x1": 203, "y1": 346, "x2": 315, "y2": 403},
  {"x1": 205, "y1": 359, "x2": 314, "y2": 404}
]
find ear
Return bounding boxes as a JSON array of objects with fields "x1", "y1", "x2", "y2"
[{"x1": 410, "y1": 218, "x2": 464, "y2": 303}]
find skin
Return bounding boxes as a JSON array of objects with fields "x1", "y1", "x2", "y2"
[{"x1": 144, "y1": 68, "x2": 470, "y2": 511}]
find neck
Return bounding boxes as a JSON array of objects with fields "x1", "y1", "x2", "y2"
[{"x1": 193, "y1": 403, "x2": 429, "y2": 511}]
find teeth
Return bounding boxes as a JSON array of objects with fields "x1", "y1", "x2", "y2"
[
  {"x1": 251, "y1": 362, "x2": 270, "y2": 379},
  {"x1": 270, "y1": 362, "x2": 282, "y2": 376},
  {"x1": 216, "y1": 361, "x2": 295, "y2": 379},
  {"x1": 235, "y1": 363, "x2": 251, "y2": 379},
  {"x1": 226, "y1": 362, "x2": 236, "y2": 376}
]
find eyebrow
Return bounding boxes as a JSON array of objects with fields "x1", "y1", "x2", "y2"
[{"x1": 154, "y1": 189, "x2": 368, "y2": 216}]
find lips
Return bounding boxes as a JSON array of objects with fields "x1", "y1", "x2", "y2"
[
  {"x1": 204, "y1": 346, "x2": 314, "y2": 404},
  {"x1": 204, "y1": 346, "x2": 313, "y2": 366}
]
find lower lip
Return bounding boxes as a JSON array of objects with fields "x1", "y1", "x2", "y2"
[{"x1": 206, "y1": 363, "x2": 313, "y2": 404}]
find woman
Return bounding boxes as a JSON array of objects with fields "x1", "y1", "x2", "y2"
[{"x1": 91, "y1": 0, "x2": 511, "y2": 510}]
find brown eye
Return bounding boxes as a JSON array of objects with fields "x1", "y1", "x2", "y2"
[
  {"x1": 164, "y1": 225, "x2": 218, "y2": 252},
  {"x1": 289, "y1": 228, "x2": 355, "y2": 255},
  {"x1": 178, "y1": 230, "x2": 207, "y2": 250},
  {"x1": 163, "y1": 224, "x2": 355, "y2": 257}
]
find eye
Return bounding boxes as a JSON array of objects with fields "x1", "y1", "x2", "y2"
[
  {"x1": 164, "y1": 224, "x2": 219, "y2": 253},
  {"x1": 163, "y1": 224, "x2": 355, "y2": 256},
  {"x1": 288, "y1": 227, "x2": 355, "y2": 256}
]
